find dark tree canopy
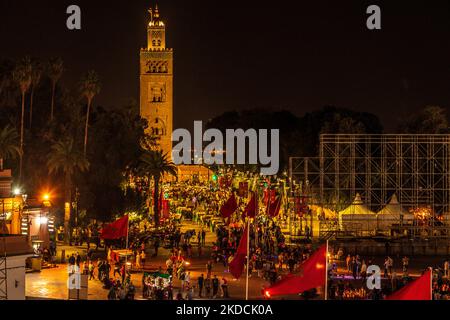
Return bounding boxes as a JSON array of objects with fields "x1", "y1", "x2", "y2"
[{"x1": 206, "y1": 106, "x2": 383, "y2": 173}]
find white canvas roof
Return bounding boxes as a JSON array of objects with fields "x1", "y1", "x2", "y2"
[
  {"x1": 377, "y1": 194, "x2": 410, "y2": 216},
  {"x1": 339, "y1": 193, "x2": 376, "y2": 216},
  {"x1": 377, "y1": 194, "x2": 414, "y2": 229}
]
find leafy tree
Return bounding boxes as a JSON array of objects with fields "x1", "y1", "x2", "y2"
[
  {"x1": 75, "y1": 103, "x2": 148, "y2": 221},
  {"x1": 0, "y1": 125, "x2": 20, "y2": 171},
  {"x1": 79, "y1": 70, "x2": 101, "y2": 156},
  {"x1": 47, "y1": 138, "x2": 89, "y2": 243},
  {"x1": 29, "y1": 60, "x2": 42, "y2": 129},
  {"x1": 399, "y1": 106, "x2": 449, "y2": 134},
  {"x1": 47, "y1": 58, "x2": 64, "y2": 121},
  {"x1": 139, "y1": 150, "x2": 176, "y2": 227},
  {"x1": 12, "y1": 56, "x2": 32, "y2": 182}
]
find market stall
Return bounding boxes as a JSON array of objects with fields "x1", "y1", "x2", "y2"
[
  {"x1": 376, "y1": 194, "x2": 414, "y2": 230},
  {"x1": 338, "y1": 194, "x2": 377, "y2": 234}
]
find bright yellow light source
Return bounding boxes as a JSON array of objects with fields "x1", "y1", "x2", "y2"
[
  {"x1": 14, "y1": 188, "x2": 21, "y2": 195},
  {"x1": 36, "y1": 217, "x2": 48, "y2": 225},
  {"x1": 264, "y1": 290, "x2": 271, "y2": 298},
  {"x1": 43, "y1": 194, "x2": 50, "y2": 201}
]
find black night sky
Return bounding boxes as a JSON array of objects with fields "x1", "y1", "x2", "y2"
[{"x1": 1, "y1": 0, "x2": 450, "y2": 132}]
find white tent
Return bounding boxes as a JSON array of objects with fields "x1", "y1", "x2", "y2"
[
  {"x1": 376, "y1": 194, "x2": 414, "y2": 230},
  {"x1": 338, "y1": 193, "x2": 377, "y2": 232}
]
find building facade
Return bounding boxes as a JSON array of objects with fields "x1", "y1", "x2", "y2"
[{"x1": 140, "y1": 5, "x2": 173, "y2": 158}]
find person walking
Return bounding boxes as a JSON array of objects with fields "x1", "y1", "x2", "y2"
[
  {"x1": 360, "y1": 260, "x2": 367, "y2": 282},
  {"x1": 383, "y1": 257, "x2": 389, "y2": 278},
  {"x1": 402, "y1": 256, "x2": 409, "y2": 274},
  {"x1": 114, "y1": 262, "x2": 121, "y2": 278},
  {"x1": 140, "y1": 250, "x2": 146, "y2": 269},
  {"x1": 104, "y1": 261, "x2": 111, "y2": 280},
  {"x1": 154, "y1": 238, "x2": 160, "y2": 257},
  {"x1": 206, "y1": 260, "x2": 213, "y2": 278},
  {"x1": 221, "y1": 277, "x2": 229, "y2": 298},
  {"x1": 89, "y1": 261, "x2": 95, "y2": 280},
  {"x1": 201, "y1": 229, "x2": 206, "y2": 246},
  {"x1": 198, "y1": 274, "x2": 204, "y2": 298},
  {"x1": 346, "y1": 254, "x2": 352, "y2": 275},
  {"x1": 75, "y1": 252, "x2": 81, "y2": 267},
  {"x1": 444, "y1": 260, "x2": 449, "y2": 278},
  {"x1": 212, "y1": 275, "x2": 219, "y2": 299},
  {"x1": 387, "y1": 256, "x2": 394, "y2": 276},
  {"x1": 185, "y1": 271, "x2": 191, "y2": 290},
  {"x1": 83, "y1": 261, "x2": 89, "y2": 275},
  {"x1": 120, "y1": 264, "x2": 126, "y2": 284},
  {"x1": 204, "y1": 276, "x2": 211, "y2": 298},
  {"x1": 136, "y1": 252, "x2": 141, "y2": 270}
]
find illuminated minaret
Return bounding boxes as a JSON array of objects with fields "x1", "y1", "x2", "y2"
[{"x1": 140, "y1": 4, "x2": 173, "y2": 157}]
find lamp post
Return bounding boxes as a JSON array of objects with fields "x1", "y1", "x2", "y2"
[{"x1": 72, "y1": 188, "x2": 80, "y2": 242}]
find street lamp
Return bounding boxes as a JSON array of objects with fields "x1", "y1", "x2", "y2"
[{"x1": 72, "y1": 188, "x2": 80, "y2": 230}]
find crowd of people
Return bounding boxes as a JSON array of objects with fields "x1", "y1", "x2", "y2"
[{"x1": 58, "y1": 178, "x2": 450, "y2": 301}]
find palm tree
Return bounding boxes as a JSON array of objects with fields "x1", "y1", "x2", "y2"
[
  {"x1": 0, "y1": 125, "x2": 20, "y2": 171},
  {"x1": 139, "y1": 150, "x2": 177, "y2": 227},
  {"x1": 47, "y1": 138, "x2": 89, "y2": 244},
  {"x1": 12, "y1": 57, "x2": 32, "y2": 182},
  {"x1": 79, "y1": 70, "x2": 101, "y2": 156},
  {"x1": 29, "y1": 60, "x2": 42, "y2": 129},
  {"x1": 47, "y1": 57, "x2": 64, "y2": 121}
]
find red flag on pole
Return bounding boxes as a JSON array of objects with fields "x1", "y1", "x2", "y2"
[
  {"x1": 244, "y1": 194, "x2": 257, "y2": 218},
  {"x1": 229, "y1": 225, "x2": 248, "y2": 279},
  {"x1": 264, "y1": 245, "x2": 327, "y2": 297},
  {"x1": 386, "y1": 269, "x2": 433, "y2": 300},
  {"x1": 100, "y1": 215, "x2": 129, "y2": 240},
  {"x1": 268, "y1": 196, "x2": 282, "y2": 217},
  {"x1": 220, "y1": 193, "x2": 238, "y2": 218}
]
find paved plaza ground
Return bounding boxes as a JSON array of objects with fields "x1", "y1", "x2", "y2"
[
  {"x1": 26, "y1": 220, "x2": 268, "y2": 300},
  {"x1": 25, "y1": 219, "x2": 449, "y2": 300}
]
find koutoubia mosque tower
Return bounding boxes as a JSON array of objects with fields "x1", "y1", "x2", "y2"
[
  {"x1": 140, "y1": 5, "x2": 173, "y2": 157},
  {"x1": 139, "y1": 5, "x2": 211, "y2": 181}
]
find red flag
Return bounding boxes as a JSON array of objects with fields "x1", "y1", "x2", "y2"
[
  {"x1": 244, "y1": 194, "x2": 257, "y2": 218},
  {"x1": 264, "y1": 245, "x2": 327, "y2": 297},
  {"x1": 220, "y1": 194, "x2": 238, "y2": 218},
  {"x1": 386, "y1": 269, "x2": 432, "y2": 300},
  {"x1": 264, "y1": 189, "x2": 276, "y2": 205},
  {"x1": 268, "y1": 196, "x2": 282, "y2": 217},
  {"x1": 100, "y1": 215, "x2": 129, "y2": 240},
  {"x1": 228, "y1": 226, "x2": 248, "y2": 279},
  {"x1": 162, "y1": 199, "x2": 170, "y2": 219},
  {"x1": 295, "y1": 195, "x2": 308, "y2": 217}
]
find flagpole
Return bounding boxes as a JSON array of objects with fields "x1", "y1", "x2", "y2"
[
  {"x1": 430, "y1": 266, "x2": 433, "y2": 300},
  {"x1": 125, "y1": 215, "x2": 129, "y2": 281},
  {"x1": 245, "y1": 217, "x2": 250, "y2": 300},
  {"x1": 324, "y1": 240, "x2": 329, "y2": 300}
]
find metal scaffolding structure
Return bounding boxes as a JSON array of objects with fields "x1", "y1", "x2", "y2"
[{"x1": 290, "y1": 134, "x2": 450, "y2": 238}]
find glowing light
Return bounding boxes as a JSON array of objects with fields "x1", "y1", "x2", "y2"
[
  {"x1": 184, "y1": 261, "x2": 191, "y2": 266},
  {"x1": 43, "y1": 193, "x2": 50, "y2": 201},
  {"x1": 13, "y1": 188, "x2": 21, "y2": 195},
  {"x1": 264, "y1": 290, "x2": 271, "y2": 298},
  {"x1": 36, "y1": 217, "x2": 48, "y2": 225},
  {"x1": 316, "y1": 263, "x2": 325, "y2": 269}
]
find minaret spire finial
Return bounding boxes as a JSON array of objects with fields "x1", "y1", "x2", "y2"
[{"x1": 148, "y1": 7, "x2": 153, "y2": 21}]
